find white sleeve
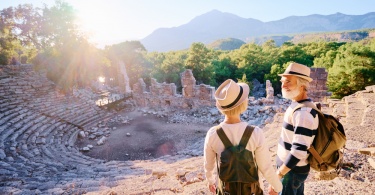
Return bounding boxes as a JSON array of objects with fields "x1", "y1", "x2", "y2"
[
  {"x1": 203, "y1": 127, "x2": 217, "y2": 185},
  {"x1": 253, "y1": 127, "x2": 283, "y2": 192}
]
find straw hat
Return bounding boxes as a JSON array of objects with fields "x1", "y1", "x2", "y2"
[
  {"x1": 215, "y1": 79, "x2": 249, "y2": 111},
  {"x1": 278, "y1": 62, "x2": 313, "y2": 82}
]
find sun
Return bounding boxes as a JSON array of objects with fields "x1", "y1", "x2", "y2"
[
  {"x1": 74, "y1": 2, "x2": 117, "y2": 45},
  {"x1": 98, "y1": 76, "x2": 105, "y2": 83},
  {"x1": 71, "y1": 1, "x2": 145, "y2": 47}
]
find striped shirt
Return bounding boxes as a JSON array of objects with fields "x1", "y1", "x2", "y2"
[{"x1": 276, "y1": 99, "x2": 319, "y2": 173}]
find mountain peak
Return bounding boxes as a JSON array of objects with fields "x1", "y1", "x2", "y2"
[
  {"x1": 207, "y1": 9, "x2": 222, "y2": 14},
  {"x1": 141, "y1": 12, "x2": 375, "y2": 52},
  {"x1": 194, "y1": 9, "x2": 239, "y2": 19}
]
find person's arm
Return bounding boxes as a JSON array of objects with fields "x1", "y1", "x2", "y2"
[
  {"x1": 253, "y1": 127, "x2": 283, "y2": 192},
  {"x1": 278, "y1": 109, "x2": 316, "y2": 175},
  {"x1": 204, "y1": 128, "x2": 217, "y2": 191}
]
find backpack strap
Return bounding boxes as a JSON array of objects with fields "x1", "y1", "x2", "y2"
[
  {"x1": 216, "y1": 125, "x2": 255, "y2": 148},
  {"x1": 216, "y1": 126, "x2": 233, "y2": 148},
  {"x1": 292, "y1": 101, "x2": 323, "y2": 115},
  {"x1": 239, "y1": 125, "x2": 255, "y2": 147},
  {"x1": 308, "y1": 145, "x2": 328, "y2": 171}
]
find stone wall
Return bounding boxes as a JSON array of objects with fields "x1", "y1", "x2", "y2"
[
  {"x1": 133, "y1": 69, "x2": 215, "y2": 110},
  {"x1": 150, "y1": 78, "x2": 177, "y2": 96},
  {"x1": 309, "y1": 68, "x2": 331, "y2": 102}
]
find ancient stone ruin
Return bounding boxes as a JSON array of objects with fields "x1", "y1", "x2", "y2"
[
  {"x1": 309, "y1": 68, "x2": 331, "y2": 102},
  {"x1": 117, "y1": 61, "x2": 131, "y2": 93},
  {"x1": 264, "y1": 80, "x2": 275, "y2": 103},
  {"x1": 132, "y1": 69, "x2": 215, "y2": 110},
  {"x1": 1, "y1": 64, "x2": 374, "y2": 194}
]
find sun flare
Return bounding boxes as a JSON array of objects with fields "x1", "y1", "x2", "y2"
[{"x1": 98, "y1": 76, "x2": 105, "y2": 83}]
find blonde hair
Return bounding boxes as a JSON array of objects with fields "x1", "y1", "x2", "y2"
[
  {"x1": 219, "y1": 99, "x2": 248, "y2": 116},
  {"x1": 297, "y1": 77, "x2": 310, "y2": 92}
]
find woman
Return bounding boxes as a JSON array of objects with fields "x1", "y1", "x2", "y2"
[{"x1": 204, "y1": 79, "x2": 282, "y2": 194}]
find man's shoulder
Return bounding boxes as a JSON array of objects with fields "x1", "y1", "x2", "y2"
[{"x1": 293, "y1": 106, "x2": 318, "y2": 118}]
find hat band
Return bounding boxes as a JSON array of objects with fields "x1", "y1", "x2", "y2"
[
  {"x1": 285, "y1": 70, "x2": 309, "y2": 77},
  {"x1": 221, "y1": 86, "x2": 243, "y2": 109}
]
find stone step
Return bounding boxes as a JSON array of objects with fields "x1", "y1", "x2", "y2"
[{"x1": 344, "y1": 95, "x2": 366, "y2": 128}]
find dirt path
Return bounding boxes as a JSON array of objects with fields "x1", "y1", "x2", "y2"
[{"x1": 78, "y1": 111, "x2": 211, "y2": 161}]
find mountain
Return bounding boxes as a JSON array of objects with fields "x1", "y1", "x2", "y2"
[
  {"x1": 141, "y1": 10, "x2": 375, "y2": 52},
  {"x1": 207, "y1": 38, "x2": 246, "y2": 50}
]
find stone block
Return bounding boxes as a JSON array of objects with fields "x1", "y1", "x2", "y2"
[
  {"x1": 365, "y1": 85, "x2": 375, "y2": 92},
  {"x1": 369, "y1": 158, "x2": 375, "y2": 170},
  {"x1": 152, "y1": 169, "x2": 167, "y2": 179},
  {"x1": 358, "y1": 148, "x2": 375, "y2": 156},
  {"x1": 314, "y1": 170, "x2": 338, "y2": 180}
]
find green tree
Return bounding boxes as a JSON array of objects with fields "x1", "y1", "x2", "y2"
[
  {"x1": 29, "y1": 1, "x2": 108, "y2": 91},
  {"x1": 237, "y1": 73, "x2": 252, "y2": 95},
  {"x1": 150, "y1": 51, "x2": 186, "y2": 88},
  {"x1": 328, "y1": 42, "x2": 375, "y2": 98},
  {"x1": 277, "y1": 42, "x2": 313, "y2": 66},
  {"x1": 212, "y1": 56, "x2": 237, "y2": 86},
  {"x1": 313, "y1": 50, "x2": 338, "y2": 69},
  {"x1": 106, "y1": 41, "x2": 148, "y2": 87},
  {"x1": 232, "y1": 43, "x2": 272, "y2": 83},
  {"x1": 186, "y1": 42, "x2": 214, "y2": 85}
]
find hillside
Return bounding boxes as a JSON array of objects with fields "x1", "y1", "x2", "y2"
[
  {"x1": 207, "y1": 38, "x2": 245, "y2": 50},
  {"x1": 141, "y1": 10, "x2": 375, "y2": 52},
  {"x1": 248, "y1": 29, "x2": 375, "y2": 46}
]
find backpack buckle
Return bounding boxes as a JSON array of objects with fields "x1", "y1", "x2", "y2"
[{"x1": 319, "y1": 162, "x2": 328, "y2": 171}]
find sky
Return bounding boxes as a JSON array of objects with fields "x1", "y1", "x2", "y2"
[{"x1": 1, "y1": 0, "x2": 375, "y2": 47}]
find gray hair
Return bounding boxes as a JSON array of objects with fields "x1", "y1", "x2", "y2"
[{"x1": 296, "y1": 77, "x2": 310, "y2": 92}]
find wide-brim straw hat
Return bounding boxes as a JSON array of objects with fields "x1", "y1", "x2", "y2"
[
  {"x1": 215, "y1": 79, "x2": 250, "y2": 111},
  {"x1": 278, "y1": 62, "x2": 313, "y2": 82}
]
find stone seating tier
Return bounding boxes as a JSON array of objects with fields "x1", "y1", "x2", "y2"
[{"x1": 3, "y1": 65, "x2": 345, "y2": 193}]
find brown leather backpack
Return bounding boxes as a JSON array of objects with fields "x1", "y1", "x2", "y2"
[{"x1": 293, "y1": 102, "x2": 346, "y2": 172}]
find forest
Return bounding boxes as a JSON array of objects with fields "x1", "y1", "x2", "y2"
[{"x1": 1, "y1": 1, "x2": 375, "y2": 98}]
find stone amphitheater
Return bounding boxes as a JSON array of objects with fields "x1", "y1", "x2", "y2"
[{"x1": 0, "y1": 64, "x2": 374, "y2": 195}]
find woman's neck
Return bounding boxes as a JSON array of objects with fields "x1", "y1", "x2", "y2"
[{"x1": 223, "y1": 115, "x2": 241, "y2": 124}]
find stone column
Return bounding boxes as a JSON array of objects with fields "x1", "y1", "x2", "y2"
[
  {"x1": 118, "y1": 61, "x2": 132, "y2": 93},
  {"x1": 265, "y1": 80, "x2": 274, "y2": 103},
  {"x1": 181, "y1": 69, "x2": 196, "y2": 98}
]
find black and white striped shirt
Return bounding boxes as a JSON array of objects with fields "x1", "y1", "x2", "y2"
[{"x1": 276, "y1": 99, "x2": 319, "y2": 173}]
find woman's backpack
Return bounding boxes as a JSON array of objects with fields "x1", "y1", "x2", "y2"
[{"x1": 215, "y1": 125, "x2": 263, "y2": 195}]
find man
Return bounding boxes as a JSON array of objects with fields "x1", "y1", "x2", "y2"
[
  {"x1": 204, "y1": 79, "x2": 282, "y2": 194},
  {"x1": 271, "y1": 62, "x2": 319, "y2": 195}
]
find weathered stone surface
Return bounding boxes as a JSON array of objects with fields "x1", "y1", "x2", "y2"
[
  {"x1": 97, "y1": 136, "x2": 106, "y2": 145},
  {"x1": 369, "y1": 158, "x2": 375, "y2": 170},
  {"x1": 359, "y1": 148, "x2": 375, "y2": 156},
  {"x1": 152, "y1": 169, "x2": 167, "y2": 179},
  {"x1": 78, "y1": 131, "x2": 86, "y2": 138},
  {"x1": 176, "y1": 168, "x2": 186, "y2": 177},
  {"x1": 314, "y1": 171, "x2": 338, "y2": 180},
  {"x1": 82, "y1": 147, "x2": 90, "y2": 152},
  {"x1": 309, "y1": 68, "x2": 331, "y2": 102},
  {"x1": 0, "y1": 149, "x2": 6, "y2": 160},
  {"x1": 265, "y1": 80, "x2": 274, "y2": 103}
]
